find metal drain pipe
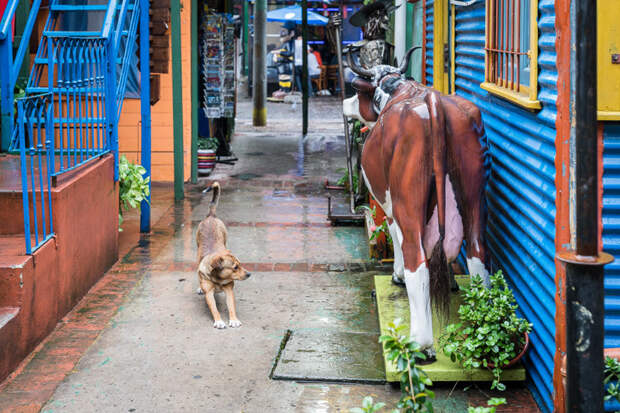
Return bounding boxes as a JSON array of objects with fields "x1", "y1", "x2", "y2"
[{"x1": 556, "y1": 0, "x2": 613, "y2": 411}]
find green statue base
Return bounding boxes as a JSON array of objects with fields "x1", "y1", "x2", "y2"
[{"x1": 374, "y1": 275, "x2": 526, "y2": 383}]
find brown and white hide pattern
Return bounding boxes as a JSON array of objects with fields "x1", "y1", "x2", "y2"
[{"x1": 353, "y1": 80, "x2": 490, "y2": 352}]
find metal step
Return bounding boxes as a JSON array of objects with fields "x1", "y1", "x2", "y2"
[
  {"x1": 41, "y1": 30, "x2": 129, "y2": 39},
  {"x1": 33, "y1": 57, "x2": 125, "y2": 65},
  {"x1": 49, "y1": 4, "x2": 135, "y2": 11},
  {"x1": 42, "y1": 30, "x2": 101, "y2": 38},
  {"x1": 26, "y1": 86, "x2": 106, "y2": 94}
]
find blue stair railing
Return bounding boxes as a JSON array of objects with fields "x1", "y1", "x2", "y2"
[
  {"x1": 16, "y1": 93, "x2": 54, "y2": 254},
  {"x1": 1, "y1": 0, "x2": 141, "y2": 253}
]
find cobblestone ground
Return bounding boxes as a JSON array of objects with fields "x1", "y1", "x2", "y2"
[{"x1": 0, "y1": 97, "x2": 541, "y2": 412}]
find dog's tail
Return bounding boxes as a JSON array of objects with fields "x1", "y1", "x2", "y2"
[{"x1": 203, "y1": 182, "x2": 221, "y2": 217}]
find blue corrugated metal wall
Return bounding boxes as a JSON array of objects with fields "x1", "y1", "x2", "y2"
[
  {"x1": 424, "y1": 0, "x2": 433, "y2": 85},
  {"x1": 604, "y1": 124, "x2": 620, "y2": 352},
  {"x1": 452, "y1": 1, "x2": 557, "y2": 411}
]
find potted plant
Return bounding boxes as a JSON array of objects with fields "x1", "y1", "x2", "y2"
[
  {"x1": 118, "y1": 155, "x2": 150, "y2": 231},
  {"x1": 197, "y1": 136, "x2": 219, "y2": 175},
  {"x1": 439, "y1": 270, "x2": 532, "y2": 391}
]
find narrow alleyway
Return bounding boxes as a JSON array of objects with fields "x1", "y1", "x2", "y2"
[{"x1": 0, "y1": 97, "x2": 540, "y2": 412}]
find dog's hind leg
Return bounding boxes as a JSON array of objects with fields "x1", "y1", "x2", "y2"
[{"x1": 223, "y1": 283, "x2": 241, "y2": 328}]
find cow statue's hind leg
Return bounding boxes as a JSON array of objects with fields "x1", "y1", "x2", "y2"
[
  {"x1": 389, "y1": 131, "x2": 436, "y2": 355},
  {"x1": 392, "y1": 193, "x2": 435, "y2": 354},
  {"x1": 444, "y1": 96, "x2": 491, "y2": 286}
]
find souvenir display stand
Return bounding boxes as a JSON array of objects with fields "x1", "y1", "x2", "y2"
[{"x1": 197, "y1": 8, "x2": 237, "y2": 174}]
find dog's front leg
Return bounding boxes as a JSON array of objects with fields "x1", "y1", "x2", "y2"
[
  {"x1": 223, "y1": 283, "x2": 241, "y2": 328},
  {"x1": 203, "y1": 282, "x2": 226, "y2": 329}
]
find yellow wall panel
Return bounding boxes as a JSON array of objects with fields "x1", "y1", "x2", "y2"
[
  {"x1": 117, "y1": 2, "x2": 193, "y2": 182},
  {"x1": 598, "y1": 0, "x2": 620, "y2": 120}
]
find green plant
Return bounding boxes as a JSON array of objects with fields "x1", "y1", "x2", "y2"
[
  {"x1": 605, "y1": 356, "x2": 620, "y2": 411},
  {"x1": 358, "y1": 205, "x2": 393, "y2": 247},
  {"x1": 351, "y1": 119, "x2": 367, "y2": 145},
  {"x1": 440, "y1": 271, "x2": 532, "y2": 391},
  {"x1": 382, "y1": 319, "x2": 435, "y2": 412},
  {"x1": 336, "y1": 168, "x2": 359, "y2": 191},
  {"x1": 368, "y1": 206, "x2": 393, "y2": 246},
  {"x1": 351, "y1": 319, "x2": 434, "y2": 413},
  {"x1": 370, "y1": 217, "x2": 392, "y2": 246},
  {"x1": 467, "y1": 398, "x2": 506, "y2": 413},
  {"x1": 118, "y1": 155, "x2": 150, "y2": 231},
  {"x1": 198, "y1": 136, "x2": 219, "y2": 151},
  {"x1": 350, "y1": 397, "x2": 389, "y2": 413}
]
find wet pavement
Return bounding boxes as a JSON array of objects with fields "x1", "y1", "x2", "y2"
[{"x1": 0, "y1": 96, "x2": 540, "y2": 412}]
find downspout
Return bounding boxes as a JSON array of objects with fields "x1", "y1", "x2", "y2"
[
  {"x1": 394, "y1": 0, "x2": 406, "y2": 64},
  {"x1": 190, "y1": 0, "x2": 198, "y2": 183},
  {"x1": 302, "y1": 0, "x2": 308, "y2": 135},
  {"x1": 556, "y1": 0, "x2": 613, "y2": 411},
  {"x1": 171, "y1": 0, "x2": 184, "y2": 200},
  {"x1": 139, "y1": 0, "x2": 151, "y2": 232},
  {"x1": 243, "y1": 0, "x2": 249, "y2": 76}
]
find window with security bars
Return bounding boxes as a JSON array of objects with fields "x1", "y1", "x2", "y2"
[{"x1": 481, "y1": 0, "x2": 541, "y2": 109}]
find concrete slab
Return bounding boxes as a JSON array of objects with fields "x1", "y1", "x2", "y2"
[
  {"x1": 375, "y1": 275, "x2": 526, "y2": 383},
  {"x1": 272, "y1": 330, "x2": 385, "y2": 383}
]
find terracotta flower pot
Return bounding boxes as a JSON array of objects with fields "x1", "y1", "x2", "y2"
[
  {"x1": 487, "y1": 332, "x2": 530, "y2": 369},
  {"x1": 197, "y1": 149, "x2": 216, "y2": 175}
]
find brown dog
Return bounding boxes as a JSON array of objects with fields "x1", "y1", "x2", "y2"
[{"x1": 196, "y1": 182, "x2": 251, "y2": 328}]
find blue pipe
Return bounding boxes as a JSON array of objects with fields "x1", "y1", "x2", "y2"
[
  {"x1": 11, "y1": 0, "x2": 43, "y2": 86},
  {"x1": 0, "y1": 0, "x2": 19, "y2": 40},
  {"x1": 101, "y1": 0, "x2": 119, "y2": 39},
  {"x1": 139, "y1": 0, "x2": 151, "y2": 233}
]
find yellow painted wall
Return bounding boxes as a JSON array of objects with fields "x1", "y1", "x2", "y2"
[
  {"x1": 597, "y1": 0, "x2": 620, "y2": 120},
  {"x1": 118, "y1": 3, "x2": 192, "y2": 182}
]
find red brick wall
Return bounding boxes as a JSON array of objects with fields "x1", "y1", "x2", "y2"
[{"x1": 0, "y1": 155, "x2": 119, "y2": 382}]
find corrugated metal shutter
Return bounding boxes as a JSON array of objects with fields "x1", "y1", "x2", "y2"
[
  {"x1": 424, "y1": 0, "x2": 433, "y2": 85},
  {"x1": 453, "y1": 1, "x2": 557, "y2": 411},
  {"x1": 604, "y1": 124, "x2": 620, "y2": 351}
]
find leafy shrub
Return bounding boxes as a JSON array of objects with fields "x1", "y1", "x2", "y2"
[
  {"x1": 198, "y1": 136, "x2": 219, "y2": 151},
  {"x1": 440, "y1": 271, "x2": 532, "y2": 391},
  {"x1": 605, "y1": 356, "x2": 620, "y2": 412},
  {"x1": 118, "y1": 155, "x2": 150, "y2": 231},
  {"x1": 350, "y1": 397, "x2": 387, "y2": 413},
  {"x1": 468, "y1": 398, "x2": 506, "y2": 413},
  {"x1": 336, "y1": 168, "x2": 359, "y2": 191},
  {"x1": 382, "y1": 319, "x2": 435, "y2": 412},
  {"x1": 351, "y1": 319, "x2": 434, "y2": 413}
]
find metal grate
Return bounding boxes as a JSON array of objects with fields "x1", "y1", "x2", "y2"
[{"x1": 485, "y1": 0, "x2": 529, "y2": 93}]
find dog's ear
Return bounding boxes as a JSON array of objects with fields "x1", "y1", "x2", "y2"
[{"x1": 210, "y1": 255, "x2": 224, "y2": 270}]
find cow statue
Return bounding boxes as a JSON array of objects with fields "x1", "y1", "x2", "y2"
[{"x1": 344, "y1": 47, "x2": 491, "y2": 355}]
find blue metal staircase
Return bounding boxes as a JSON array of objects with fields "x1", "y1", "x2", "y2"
[{"x1": 0, "y1": 0, "x2": 143, "y2": 253}]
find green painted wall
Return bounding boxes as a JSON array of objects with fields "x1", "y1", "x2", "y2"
[{"x1": 406, "y1": 1, "x2": 423, "y2": 82}]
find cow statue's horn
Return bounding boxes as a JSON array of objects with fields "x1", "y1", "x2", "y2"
[
  {"x1": 399, "y1": 46, "x2": 422, "y2": 74},
  {"x1": 347, "y1": 50, "x2": 373, "y2": 78}
]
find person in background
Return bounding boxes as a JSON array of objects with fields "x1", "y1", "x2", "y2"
[
  {"x1": 309, "y1": 45, "x2": 322, "y2": 66},
  {"x1": 307, "y1": 46, "x2": 321, "y2": 95},
  {"x1": 295, "y1": 39, "x2": 321, "y2": 96},
  {"x1": 294, "y1": 35, "x2": 304, "y2": 92}
]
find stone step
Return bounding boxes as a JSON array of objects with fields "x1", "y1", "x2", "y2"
[{"x1": 0, "y1": 307, "x2": 19, "y2": 331}]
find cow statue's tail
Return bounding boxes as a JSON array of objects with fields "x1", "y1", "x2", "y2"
[{"x1": 426, "y1": 90, "x2": 451, "y2": 319}]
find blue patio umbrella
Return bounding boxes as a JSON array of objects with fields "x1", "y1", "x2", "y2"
[{"x1": 266, "y1": 5, "x2": 329, "y2": 26}]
